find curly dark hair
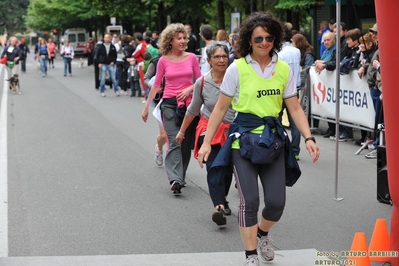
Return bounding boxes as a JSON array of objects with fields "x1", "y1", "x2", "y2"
[{"x1": 237, "y1": 12, "x2": 284, "y2": 58}]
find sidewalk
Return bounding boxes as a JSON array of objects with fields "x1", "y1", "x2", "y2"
[{"x1": 0, "y1": 249, "x2": 325, "y2": 266}]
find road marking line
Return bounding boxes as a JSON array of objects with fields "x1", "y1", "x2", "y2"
[{"x1": 0, "y1": 64, "x2": 9, "y2": 257}]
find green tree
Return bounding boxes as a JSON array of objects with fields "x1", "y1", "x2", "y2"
[
  {"x1": 275, "y1": 0, "x2": 317, "y2": 10},
  {"x1": 0, "y1": 0, "x2": 30, "y2": 35},
  {"x1": 25, "y1": 0, "x2": 97, "y2": 31}
]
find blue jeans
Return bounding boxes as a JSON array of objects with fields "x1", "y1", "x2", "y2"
[
  {"x1": 130, "y1": 79, "x2": 141, "y2": 96},
  {"x1": 370, "y1": 88, "x2": 382, "y2": 148},
  {"x1": 39, "y1": 56, "x2": 48, "y2": 75},
  {"x1": 100, "y1": 64, "x2": 118, "y2": 93},
  {"x1": 63, "y1": 57, "x2": 72, "y2": 75},
  {"x1": 145, "y1": 86, "x2": 150, "y2": 99}
]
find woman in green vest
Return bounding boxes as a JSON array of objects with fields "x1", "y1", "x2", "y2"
[{"x1": 197, "y1": 12, "x2": 320, "y2": 266}]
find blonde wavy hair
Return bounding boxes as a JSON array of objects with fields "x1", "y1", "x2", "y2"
[
  {"x1": 158, "y1": 23, "x2": 188, "y2": 55},
  {"x1": 8, "y1": 36, "x2": 18, "y2": 46}
]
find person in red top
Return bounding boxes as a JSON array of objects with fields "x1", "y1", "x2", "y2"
[
  {"x1": 47, "y1": 38, "x2": 57, "y2": 68},
  {"x1": 132, "y1": 32, "x2": 147, "y2": 95},
  {"x1": 85, "y1": 37, "x2": 94, "y2": 66}
]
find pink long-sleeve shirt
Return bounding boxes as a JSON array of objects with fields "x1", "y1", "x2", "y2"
[{"x1": 154, "y1": 53, "x2": 201, "y2": 99}]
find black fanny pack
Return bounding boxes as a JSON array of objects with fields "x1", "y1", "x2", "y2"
[{"x1": 239, "y1": 132, "x2": 283, "y2": 164}]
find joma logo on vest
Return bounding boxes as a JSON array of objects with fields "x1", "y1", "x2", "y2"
[{"x1": 256, "y1": 89, "x2": 281, "y2": 98}]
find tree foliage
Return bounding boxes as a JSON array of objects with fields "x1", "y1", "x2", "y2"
[
  {"x1": 23, "y1": 0, "x2": 315, "y2": 37},
  {"x1": 0, "y1": 0, "x2": 30, "y2": 35},
  {"x1": 25, "y1": 0, "x2": 96, "y2": 31},
  {"x1": 275, "y1": 0, "x2": 317, "y2": 11}
]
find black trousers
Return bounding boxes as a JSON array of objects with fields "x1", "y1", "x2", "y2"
[
  {"x1": 20, "y1": 59, "x2": 26, "y2": 72},
  {"x1": 94, "y1": 62, "x2": 100, "y2": 89}
]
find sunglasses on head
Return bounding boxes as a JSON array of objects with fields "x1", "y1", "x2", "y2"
[{"x1": 253, "y1": 35, "x2": 275, "y2": 43}]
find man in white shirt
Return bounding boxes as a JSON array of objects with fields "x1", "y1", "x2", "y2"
[
  {"x1": 278, "y1": 26, "x2": 302, "y2": 160},
  {"x1": 199, "y1": 24, "x2": 214, "y2": 75}
]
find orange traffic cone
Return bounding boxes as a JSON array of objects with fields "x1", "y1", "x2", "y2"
[
  {"x1": 347, "y1": 232, "x2": 371, "y2": 266},
  {"x1": 369, "y1": 218, "x2": 391, "y2": 262}
]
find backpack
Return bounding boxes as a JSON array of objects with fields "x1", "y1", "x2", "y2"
[
  {"x1": 92, "y1": 43, "x2": 102, "y2": 62},
  {"x1": 123, "y1": 46, "x2": 132, "y2": 59},
  {"x1": 340, "y1": 57, "x2": 355, "y2": 75},
  {"x1": 117, "y1": 45, "x2": 125, "y2": 60}
]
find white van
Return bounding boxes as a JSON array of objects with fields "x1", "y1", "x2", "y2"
[
  {"x1": 62, "y1": 28, "x2": 88, "y2": 55},
  {"x1": 105, "y1": 25, "x2": 123, "y2": 36}
]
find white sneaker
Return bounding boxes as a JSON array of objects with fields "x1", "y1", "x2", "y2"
[
  {"x1": 101, "y1": 93, "x2": 106, "y2": 97},
  {"x1": 243, "y1": 256, "x2": 259, "y2": 266},
  {"x1": 365, "y1": 149, "x2": 377, "y2": 159},
  {"x1": 115, "y1": 90, "x2": 120, "y2": 97},
  {"x1": 257, "y1": 235, "x2": 274, "y2": 261},
  {"x1": 155, "y1": 144, "x2": 163, "y2": 166}
]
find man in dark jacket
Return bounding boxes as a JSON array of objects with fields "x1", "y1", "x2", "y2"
[
  {"x1": 18, "y1": 38, "x2": 30, "y2": 73},
  {"x1": 96, "y1": 34, "x2": 120, "y2": 97},
  {"x1": 334, "y1": 22, "x2": 349, "y2": 62},
  {"x1": 92, "y1": 39, "x2": 103, "y2": 89},
  {"x1": 185, "y1": 24, "x2": 198, "y2": 54}
]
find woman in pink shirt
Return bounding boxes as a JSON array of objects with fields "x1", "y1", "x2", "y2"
[
  {"x1": 142, "y1": 23, "x2": 201, "y2": 194},
  {"x1": 47, "y1": 38, "x2": 57, "y2": 68}
]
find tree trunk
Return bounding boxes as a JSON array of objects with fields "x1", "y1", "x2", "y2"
[
  {"x1": 157, "y1": 2, "x2": 166, "y2": 32},
  {"x1": 244, "y1": 0, "x2": 257, "y2": 15},
  {"x1": 217, "y1": 0, "x2": 225, "y2": 30},
  {"x1": 286, "y1": 10, "x2": 300, "y2": 31}
]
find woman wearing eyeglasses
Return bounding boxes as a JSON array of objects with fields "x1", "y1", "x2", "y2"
[
  {"x1": 175, "y1": 42, "x2": 235, "y2": 226},
  {"x1": 197, "y1": 12, "x2": 319, "y2": 266}
]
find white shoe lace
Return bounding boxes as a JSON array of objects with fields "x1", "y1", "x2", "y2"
[
  {"x1": 258, "y1": 236, "x2": 274, "y2": 261},
  {"x1": 244, "y1": 256, "x2": 259, "y2": 266}
]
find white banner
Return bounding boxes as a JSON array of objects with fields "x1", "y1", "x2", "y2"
[
  {"x1": 230, "y1": 12, "x2": 240, "y2": 32},
  {"x1": 309, "y1": 67, "x2": 375, "y2": 129}
]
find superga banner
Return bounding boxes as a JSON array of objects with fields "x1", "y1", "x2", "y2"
[{"x1": 309, "y1": 67, "x2": 375, "y2": 129}]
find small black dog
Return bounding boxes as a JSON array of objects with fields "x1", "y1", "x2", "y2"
[{"x1": 6, "y1": 74, "x2": 21, "y2": 94}]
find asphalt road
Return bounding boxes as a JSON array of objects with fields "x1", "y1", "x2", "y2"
[{"x1": 0, "y1": 56, "x2": 392, "y2": 265}]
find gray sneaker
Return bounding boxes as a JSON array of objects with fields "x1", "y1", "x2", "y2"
[
  {"x1": 154, "y1": 144, "x2": 163, "y2": 166},
  {"x1": 257, "y1": 235, "x2": 274, "y2": 261},
  {"x1": 365, "y1": 149, "x2": 377, "y2": 159},
  {"x1": 243, "y1": 256, "x2": 259, "y2": 266}
]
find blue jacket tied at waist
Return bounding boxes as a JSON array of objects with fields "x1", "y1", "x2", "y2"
[{"x1": 209, "y1": 112, "x2": 301, "y2": 187}]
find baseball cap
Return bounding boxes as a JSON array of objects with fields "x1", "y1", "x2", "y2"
[{"x1": 369, "y1": 23, "x2": 377, "y2": 33}]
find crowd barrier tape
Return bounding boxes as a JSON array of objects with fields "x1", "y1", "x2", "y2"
[{"x1": 308, "y1": 66, "x2": 375, "y2": 130}]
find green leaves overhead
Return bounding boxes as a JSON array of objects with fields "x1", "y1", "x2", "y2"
[
  {"x1": 275, "y1": 0, "x2": 317, "y2": 11},
  {"x1": 23, "y1": 0, "x2": 316, "y2": 34},
  {"x1": 0, "y1": 0, "x2": 30, "y2": 34},
  {"x1": 25, "y1": 0, "x2": 95, "y2": 30}
]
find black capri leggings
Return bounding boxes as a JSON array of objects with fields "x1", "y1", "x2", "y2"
[{"x1": 232, "y1": 148, "x2": 286, "y2": 227}]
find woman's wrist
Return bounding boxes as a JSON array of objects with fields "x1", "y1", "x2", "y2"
[
  {"x1": 304, "y1": 136, "x2": 316, "y2": 144},
  {"x1": 178, "y1": 131, "x2": 185, "y2": 136}
]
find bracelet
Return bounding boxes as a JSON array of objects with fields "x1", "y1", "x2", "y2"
[
  {"x1": 178, "y1": 131, "x2": 185, "y2": 136},
  {"x1": 304, "y1": 136, "x2": 316, "y2": 144}
]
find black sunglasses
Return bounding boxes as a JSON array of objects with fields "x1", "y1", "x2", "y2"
[{"x1": 253, "y1": 35, "x2": 275, "y2": 43}]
